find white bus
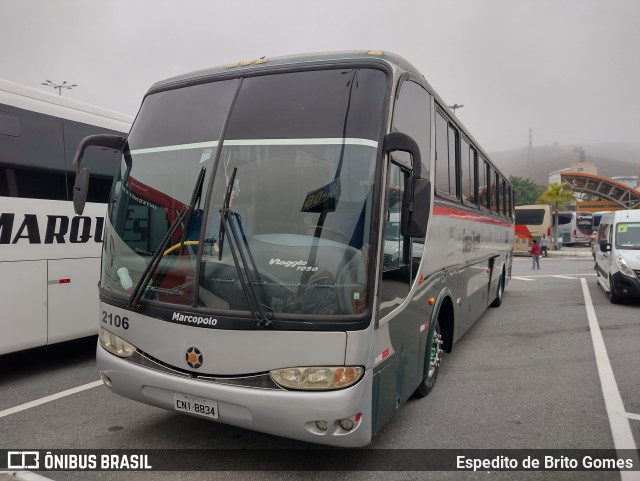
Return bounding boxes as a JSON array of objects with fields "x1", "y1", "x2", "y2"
[
  {"x1": 514, "y1": 204, "x2": 552, "y2": 255},
  {"x1": 556, "y1": 211, "x2": 593, "y2": 246},
  {"x1": 76, "y1": 51, "x2": 514, "y2": 446},
  {"x1": 0, "y1": 79, "x2": 132, "y2": 355}
]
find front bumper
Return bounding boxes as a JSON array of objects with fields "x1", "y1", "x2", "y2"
[
  {"x1": 611, "y1": 271, "x2": 640, "y2": 299},
  {"x1": 97, "y1": 345, "x2": 373, "y2": 447}
]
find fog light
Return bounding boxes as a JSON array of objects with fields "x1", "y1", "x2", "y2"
[
  {"x1": 338, "y1": 418, "x2": 354, "y2": 431},
  {"x1": 100, "y1": 372, "x2": 112, "y2": 387},
  {"x1": 315, "y1": 420, "x2": 328, "y2": 431}
]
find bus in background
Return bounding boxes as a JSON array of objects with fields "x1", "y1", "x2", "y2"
[
  {"x1": 514, "y1": 204, "x2": 552, "y2": 255},
  {"x1": 592, "y1": 211, "x2": 610, "y2": 230},
  {"x1": 0, "y1": 79, "x2": 132, "y2": 355},
  {"x1": 556, "y1": 211, "x2": 593, "y2": 246},
  {"x1": 77, "y1": 51, "x2": 514, "y2": 447}
]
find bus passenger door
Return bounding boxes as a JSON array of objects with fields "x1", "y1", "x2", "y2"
[{"x1": 374, "y1": 162, "x2": 420, "y2": 431}]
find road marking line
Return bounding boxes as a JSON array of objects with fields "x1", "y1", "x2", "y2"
[
  {"x1": 620, "y1": 412, "x2": 640, "y2": 421},
  {"x1": 580, "y1": 278, "x2": 640, "y2": 481},
  {"x1": 0, "y1": 380, "x2": 102, "y2": 419},
  {"x1": 3, "y1": 471, "x2": 56, "y2": 481},
  {"x1": 513, "y1": 273, "x2": 596, "y2": 279},
  {"x1": 511, "y1": 276, "x2": 535, "y2": 281}
]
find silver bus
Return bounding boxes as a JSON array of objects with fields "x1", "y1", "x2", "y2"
[{"x1": 73, "y1": 51, "x2": 514, "y2": 447}]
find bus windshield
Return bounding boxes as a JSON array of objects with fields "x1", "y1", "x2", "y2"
[
  {"x1": 101, "y1": 68, "x2": 387, "y2": 320},
  {"x1": 515, "y1": 208, "x2": 546, "y2": 225}
]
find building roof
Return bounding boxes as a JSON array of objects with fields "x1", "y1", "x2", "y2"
[{"x1": 561, "y1": 172, "x2": 640, "y2": 209}]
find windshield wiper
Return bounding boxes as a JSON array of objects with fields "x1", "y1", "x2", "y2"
[
  {"x1": 218, "y1": 167, "x2": 272, "y2": 328},
  {"x1": 128, "y1": 167, "x2": 206, "y2": 310}
]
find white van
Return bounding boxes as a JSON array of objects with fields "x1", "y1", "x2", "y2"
[{"x1": 595, "y1": 210, "x2": 640, "y2": 303}]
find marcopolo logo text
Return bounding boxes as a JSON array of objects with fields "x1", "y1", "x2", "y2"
[{"x1": 171, "y1": 312, "x2": 218, "y2": 327}]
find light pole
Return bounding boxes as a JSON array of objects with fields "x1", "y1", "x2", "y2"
[
  {"x1": 449, "y1": 103, "x2": 464, "y2": 114},
  {"x1": 41, "y1": 80, "x2": 77, "y2": 96}
]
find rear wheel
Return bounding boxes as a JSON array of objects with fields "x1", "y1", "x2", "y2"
[
  {"x1": 489, "y1": 271, "x2": 504, "y2": 308},
  {"x1": 414, "y1": 317, "x2": 443, "y2": 398}
]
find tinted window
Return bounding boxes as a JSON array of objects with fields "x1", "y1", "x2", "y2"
[
  {"x1": 0, "y1": 105, "x2": 66, "y2": 200},
  {"x1": 130, "y1": 79, "x2": 241, "y2": 150},
  {"x1": 0, "y1": 110, "x2": 20, "y2": 137},
  {"x1": 225, "y1": 68, "x2": 387, "y2": 141},
  {"x1": 557, "y1": 213, "x2": 572, "y2": 225},
  {"x1": 391, "y1": 80, "x2": 431, "y2": 178},
  {"x1": 461, "y1": 138, "x2": 476, "y2": 203},
  {"x1": 492, "y1": 172, "x2": 500, "y2": 212},
  {"x1": 448, "y1": 125, "x2": 458, "y2": 198},
  {"x1": 435, "y1": 111, "x2": 458, "y2": 197},
  {"x1": 435, "y1": 112, "x2": 449, "y2": 194},
  {"x1": 479, "y1": 158, "x2": 490, "y2": 209},
  {"x1": 515, "y1": 209, "x2": 546, "y2": 225}
]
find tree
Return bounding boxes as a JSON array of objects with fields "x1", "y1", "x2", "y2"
[
  {"x1": 537, "y1": 182, "x2": 576, "y2": 246},
  {"x1": 509, "y1": 176, "x2": 545, "y2": 206}
]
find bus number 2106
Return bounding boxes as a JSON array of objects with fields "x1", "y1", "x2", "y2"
[{"x1": 102, "y1": 311, "x2": 130, "y2": 330}]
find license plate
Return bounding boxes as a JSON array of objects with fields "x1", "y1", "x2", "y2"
[{"x1": 174, "y1": 393, "x2": 218, "y2": 419}]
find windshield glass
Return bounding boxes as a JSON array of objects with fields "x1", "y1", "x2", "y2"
[
  {"x1": 515, "y1": 209, "x2": 545, "y2": 225},
  {"x1": 557, "y1": 213, "x2": 572, "y2": 225},
  {"x1": 615, "y1": 222, "x2": 640, "y2": 249},
  {"x1": 101, "y1": 68, "x2": 387, "y2": 320}
]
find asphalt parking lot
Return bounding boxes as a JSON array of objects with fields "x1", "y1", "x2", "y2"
[{"x1": 1, "y1": 248, "x2": 639, "y2": 481}]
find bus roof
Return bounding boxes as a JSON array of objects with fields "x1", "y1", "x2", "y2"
[
  {"x1": 0, "y1": 78, "x2": 133, "y2": 132},
  {"x1": 149, "y1": 50, "x2": 420, "y2": 92}
]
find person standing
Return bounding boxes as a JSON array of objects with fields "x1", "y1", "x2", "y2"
[
  {"x1": 530, "y1": 239, "x2": 541, "y2": 269},
  {"x1": 590, "y1": 230, "x2": 598, "y2": 260},
  {"x1": 540, "y1": 234, "x2": 549, "y2": 257}
]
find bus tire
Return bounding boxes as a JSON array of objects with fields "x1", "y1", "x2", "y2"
[
  {"x1": 489, "y1": 271, "x2": 504, "y2": 308},
  {"x1": 414, "y1": 316, "x2": 443, "y2": 398}
]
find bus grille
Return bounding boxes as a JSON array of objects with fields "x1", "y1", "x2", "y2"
[{"x1": 128, "y1": 350, "x2": 283, "y2": 390}]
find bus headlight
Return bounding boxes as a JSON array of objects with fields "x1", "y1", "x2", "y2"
[
  {"x1": 270, "y1": 366, "x2": 364, "y2": 390},
  {"x1": 615, "y1": 256, "x2": 637, "y2": 278},
  {"x1": 99, "y1": 327, "x2": 136, "y2": 358}
]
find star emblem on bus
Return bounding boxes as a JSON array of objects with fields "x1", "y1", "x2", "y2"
[{"x1": 185, "y1": 347, "x2": 203, "y2": 369}]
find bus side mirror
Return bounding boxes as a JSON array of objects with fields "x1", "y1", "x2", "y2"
[
  {"x1": 73, "y1": 168, "x2": 90, "y2": 215},
  {"x1": 401, "y1": 177, "x2": 431, "y2": 238},
  {"x1": 72, "y1": 134, "x2": 126, "y2": 215},
  {"x1": 383, "y1": 132, "x2": 431, "y2": 238}
]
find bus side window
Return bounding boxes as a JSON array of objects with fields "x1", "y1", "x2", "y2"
[{"x1": 0, "y1": 106, "x2": 67, "y2": 200}]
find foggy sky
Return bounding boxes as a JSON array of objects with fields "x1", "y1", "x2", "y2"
[{"x1": 1, "y1": 0, "x2": 638, "y2": 152}]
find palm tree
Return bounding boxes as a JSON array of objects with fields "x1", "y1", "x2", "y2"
[{"x1": 538, "y1": 182, "x2": 576, "y2": 248}]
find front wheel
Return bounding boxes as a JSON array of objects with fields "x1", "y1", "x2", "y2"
[{"x1": 414, "y1": 317, "x2": 443, "y2": 398}]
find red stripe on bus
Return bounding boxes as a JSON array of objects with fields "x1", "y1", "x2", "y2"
[
  {"x1": 432, "y1": 205, "x2": 513, "y2": 227},
  {"x1": 514, "y1": 224, "x2": 533, "y2": 238}
]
